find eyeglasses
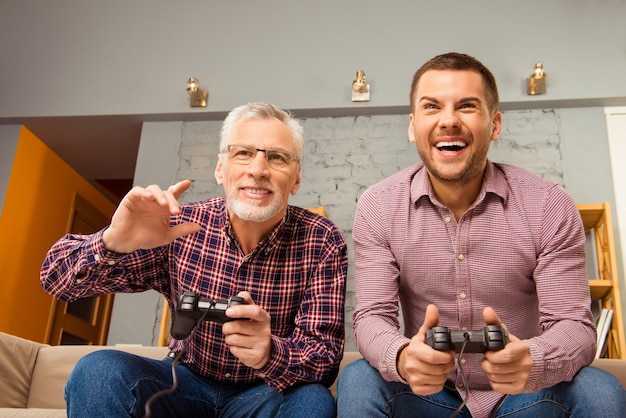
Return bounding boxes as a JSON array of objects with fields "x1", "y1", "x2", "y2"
[{"x1": 222, "y1": 144, "x2": 300, "y2": 169}]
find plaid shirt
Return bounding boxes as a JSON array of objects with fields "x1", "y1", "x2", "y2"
[
  {"x1": 41, "y1": 198, "x2": 348, "y2": 392},
  {"x1": 353, "y1": 161, "x2": 596, "y2": 417}
]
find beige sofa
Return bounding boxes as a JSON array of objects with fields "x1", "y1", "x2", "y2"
[{"x1": 1, "y1": 332, "x2": 625, "y2": 417}]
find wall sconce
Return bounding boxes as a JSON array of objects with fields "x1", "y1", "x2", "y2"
[
  {"x1": 526, "y1": 62, "x2": 546, "y2": 95},
  {"x1": 351, "y1": 70, "x2": 370, "y2": 102},
  {"x1": 187, "y1": 76, "x2": 208, "y2": 107}
]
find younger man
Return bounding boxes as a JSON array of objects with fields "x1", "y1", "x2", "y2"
[{"x1": 337, "y1": 53, "x2": 624, "y2": 417}]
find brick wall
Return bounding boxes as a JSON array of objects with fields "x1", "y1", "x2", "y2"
[{"x1": 174, "y1": 109, "x2": 562, "y2": 350}]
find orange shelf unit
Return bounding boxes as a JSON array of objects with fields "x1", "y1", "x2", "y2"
[{"x1": 578, "y1": 202, "x2": 625, "y2": 359}]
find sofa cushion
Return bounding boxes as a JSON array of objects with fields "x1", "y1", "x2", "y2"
[
  {"x1": 0, "y1": 332, "x2": 47, "y2": 408},
  {"x1": 592, "y1": 358, "x2": 626, "y2": 388},
  {"x1": 27, "y1": 345, "x2": 170, "y2": 409},
  {"x1": 329, "y1": 351, "x2": 363, "y2": 397},
  {"x1": 0, "y1": 408, "x2": 65, "y2": 417}
]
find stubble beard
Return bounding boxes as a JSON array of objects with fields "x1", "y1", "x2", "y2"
[{"x1": 419, "y1": 132, "x2": 490, "y2": 186}]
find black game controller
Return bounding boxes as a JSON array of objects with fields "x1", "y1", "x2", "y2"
[
  {"x1": 425, "y1": 325, "x2": 509, "y2": 353},
  {"x1": 170, "y1": 291, "x2": 248, "y2": 340}
]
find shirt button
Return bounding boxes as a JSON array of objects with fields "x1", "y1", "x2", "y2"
[
  {"x1": 460, "y1": 358, "x2": 467, "y2": 365},
  {"x1": 459, "y1": 292, "x2": 467, "y2": 299},
  {"x1": 224, "y1": 373, "x2": 232, "y2": 378},
  {"x1": 94, "y1": 254, "x2": 101, "y2": 262},
  {"x1": 458, "y1": 382, "x2": 464, "y2": 388},
  {"x1": 257, "y1": 373, "x2": 267, "y2": 378},
  {"x1": 444, "y1": 216, "x2": 451, "y2": 223},
  {"x1": 457, "y1": 254, "x2": 465, "y2": 261},
  {"x1": 107, "y1": 260, "x2": 115, "y2": 265}
]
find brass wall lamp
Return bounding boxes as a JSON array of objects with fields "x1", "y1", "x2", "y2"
[
  {"x1": 351, "y1": 70, "x2": 370, "y2": 102},
  {"x1": 187, "y1": 77, "x2": 208, "y2": 107},
  {"x1": 527, "y1": 62, "x2": 546, "y2": 95}
]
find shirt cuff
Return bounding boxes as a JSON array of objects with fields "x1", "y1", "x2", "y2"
[
  {"x1": 254, "y1": 335, "x2": 294, "y2": 392},
  {"x1": 88, "y1": 230, "x2": 127, "y2": 266},
  {"x1": 382, "y1": 336, "x2": 411, "y2": 383},
  {"x1": 523, "y1": 339, "x2": 546, "y2": 393},
  {"x1": 73, "y1": 231, "x2": 127, "y2": 285}
]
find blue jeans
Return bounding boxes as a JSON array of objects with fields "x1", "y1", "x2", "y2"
[
  {"x1": 65, "y1": 350, "x2": 335, "y2": 418},
  {"x1": 336, "y1": 359, "x2": 625, "y2": 417}
]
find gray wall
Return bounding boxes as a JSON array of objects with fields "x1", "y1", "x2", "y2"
[
  {"x1": 1, "y1": 1, "x2": 623, "y2": 348},
  {"x1": 0, "y1": 125, "x2": 20, "y2": 215},
  {"x1": 108, "y1": 106, "x2": 619, "y2": 350},
  {"x1": 1, "y1": 0, "x2": 626, "y2": 119}
]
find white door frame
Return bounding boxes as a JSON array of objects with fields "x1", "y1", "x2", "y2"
[{"x1": 605, "y1": 107, "x2": 626, "y2": 289}]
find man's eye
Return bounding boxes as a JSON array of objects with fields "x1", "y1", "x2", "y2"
[
  {"x1": 267, "y1": 152, "x2": 288, "y2": 163},
  {"x1": 234, "y1": 149, "x2": 254, "y2": 158}
]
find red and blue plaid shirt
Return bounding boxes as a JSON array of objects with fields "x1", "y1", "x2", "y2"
[{"x1": 41, "y1": 198, "x2": 348, "y2": 392}]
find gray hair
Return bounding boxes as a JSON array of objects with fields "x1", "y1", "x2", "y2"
[{"x1": 219, "y1": 102, "x2": 304, "y2": 161}]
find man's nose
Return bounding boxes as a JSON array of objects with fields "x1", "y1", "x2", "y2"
[
  {"x1": 439, "y1": 108, "x2": 460, "y2": 129},
  {"x1": 248, "y1": 151, "x2": 270, "y2": 176}
]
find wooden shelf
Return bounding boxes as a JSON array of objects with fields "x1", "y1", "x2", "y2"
[
  {"x1": 578, "y1": 202, "x2": 625, "y2": 359},
  {"x1": 578, "y1": 204, "x2": 604, "y2": 230},
  {"x1": 589, "y1": 280, "x2": 614, "y2": 300}
]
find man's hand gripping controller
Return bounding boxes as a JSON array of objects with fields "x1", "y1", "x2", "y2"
[
  {"x1": 170, "y1": 291, "x2": 248, "y2": 340},
  {"x1": 425, "y1": 325, "x2": 509, "y2": 353}
]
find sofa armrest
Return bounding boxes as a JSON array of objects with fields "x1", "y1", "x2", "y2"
[
  {"x1": 27, "y1": 345, "x2": 170, "y2": 409},
  {"x1": 591, "y1": 358, "x2": 626, "y2": 389},
  {"x1": 0, "y1": 332, "x2": 47, "y2": 408}
]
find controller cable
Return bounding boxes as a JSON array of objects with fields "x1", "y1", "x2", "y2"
[
  {"x1": 449, "y1": 333, "x2": 470, "y2": 418},
  {"x1": 142, "y1": 308, "x2": 209, "y2": 418}
]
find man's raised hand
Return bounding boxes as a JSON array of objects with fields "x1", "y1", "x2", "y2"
[{"x1": 102, "y1": 180, "x2": 202, "y2": 253}]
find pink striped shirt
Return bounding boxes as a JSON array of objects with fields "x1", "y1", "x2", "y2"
[
  {"x1": 41, "y1": 199, "x2": 348, "y2": 392},
  {"x1": 352, "y1": 161, "x2": 596, "y2": 417}
]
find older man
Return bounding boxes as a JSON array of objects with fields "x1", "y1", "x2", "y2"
[{"x1": 41, "y1": 102, "x2": 347, "y2": 418}]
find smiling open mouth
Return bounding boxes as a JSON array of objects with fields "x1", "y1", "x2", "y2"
[{"x1": 436, "y1": 141, "x2": 467, "y2": 152}]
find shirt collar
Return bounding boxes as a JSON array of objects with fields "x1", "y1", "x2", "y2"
[
  {"x1": 410, "y1": 160, "x2": 509, "y2": 208},
  {"x1": 221, "y1": 200, "x2": 289, "y2": 255}
]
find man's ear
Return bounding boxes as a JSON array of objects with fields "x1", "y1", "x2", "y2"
[
  {"x1": 408, "y1": 114, "x2": 416, "y2": 143},
  {"x1": 491, "y1": 111, "x2": 502, "y2": 142},
  {"x1": 290, "y1": 166, "x2": 301, "y2": 195},
  {"x1": 214, "y1": 158, "x2": 224, "y2": 185}
]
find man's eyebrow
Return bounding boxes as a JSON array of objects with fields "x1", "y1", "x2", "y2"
[
  {"x1": 459, "y1": 96, "x2": 482, "y2": 103},
  {"x1": 418, "y1": 95, "x2": 439, "y2": 103},
  {"x1": 418, "y1": 96, "x2": 483, "y2": 104}
]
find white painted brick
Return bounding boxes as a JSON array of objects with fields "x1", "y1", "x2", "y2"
[{"x1": 176, "y1": 108, "x2": 565, "y2": 351}]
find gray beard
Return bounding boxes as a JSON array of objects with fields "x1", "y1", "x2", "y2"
[{"x1": 228, "y1": 191, "x2": 284, "y2": 222}]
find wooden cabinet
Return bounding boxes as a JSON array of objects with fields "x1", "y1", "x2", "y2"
[{"x1": 578, "y1": 202, "x2": 625, "y2": 359}]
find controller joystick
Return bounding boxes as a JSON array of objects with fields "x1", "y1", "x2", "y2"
[
  {"x1": 425, "y1": 325, "x2": 509, "y2": 353},
  {"x1": 170, "y1": 291, "x2": 248, "y2": 340}
]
